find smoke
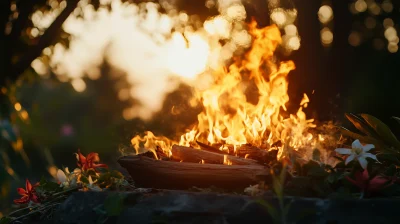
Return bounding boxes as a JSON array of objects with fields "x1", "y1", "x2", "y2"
[{"x1": 33, "y1": 0, "x2": 251, "y2": 120}]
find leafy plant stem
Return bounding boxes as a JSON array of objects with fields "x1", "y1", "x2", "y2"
[
  {"x1": 278, "y1": 196, "x2": 286, "y2": 224},
  {"x1": 51, "y1": 186, "x2": 80, "y2": 197},
  {"x1": 10, "y1": 202, "x2": 61, "y2": 223},
  {"x1": 7, "y1": 187, "x2": 79, "y2": 217},
  {"x1": 359, "y1": 191, "x2": 364, "y2": 199}
]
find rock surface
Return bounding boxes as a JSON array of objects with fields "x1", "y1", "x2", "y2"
[{"x1": 46, "y1": 189, "x2": 400, "y2": 223}]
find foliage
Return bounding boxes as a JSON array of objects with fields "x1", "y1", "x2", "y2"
[
  {"x1": 262, "y1": 165, "x2": 292, "y2": 224},
  {"x1": 281, "y1": 113, "x2": 400, "y2": 199},
  {"x1": 340, "y1": 113, "x2": 400, "y2": 152},
  {"x1": 240, "y1": 114, "x2": 400, "y2": 223},
  {"x1": 1, "y1": 150, "x2": 130, "y2": 223}
]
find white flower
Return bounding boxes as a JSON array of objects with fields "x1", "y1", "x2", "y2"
[
  {"x1": 335, "y1": 139, "x2": 378, "y2": 169},
  {"x1": 87, "y1": 175, "x2": 102, "y2": 192},
  {"x1": 56, "y1": 167, "x2": 81, "y2": 189},
  {"x1": 244, "y1": 184, "x2": 263, "y2": 196}
]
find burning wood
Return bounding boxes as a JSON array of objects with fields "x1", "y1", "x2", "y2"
[
  {"x1": 123, "y1": 15, "x2": 321, "y2": 192},
  {"x1": 196, "y1": 141, "x2": 275, "y2": 164},
  {"x1": 170, "y1": 145, "x2": 259, "y2": 165},
  {"x1": 118, "y1": 155, "x2": 269, "y2": 190}
]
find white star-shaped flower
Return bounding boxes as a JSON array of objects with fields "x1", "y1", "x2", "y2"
[{"x1": 335, "y1": 139, "x2": 377, "y2": 169}]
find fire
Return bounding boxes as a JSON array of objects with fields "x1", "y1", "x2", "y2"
[
  {"x1": 223, "y1": 155, "x2": 233, "y2": 165},
  {"x1": 131, "y1": 19, "x2": 316, "y2": 162},
  {"x1": 25, "y1": 0, "x2": 322, "y2": 163}
]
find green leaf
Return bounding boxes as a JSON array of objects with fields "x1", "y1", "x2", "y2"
[
  {"x1": 42, "y1": 182, "x2": 60, "y2": 192},
  {"x1": 302, "y1": 160, "x2": 320, "y2": 173},
  {"x1": 333, "y1": 156, "x2": 344, "y2": 162},
  {"x1": 255, "y1": 199, "x2": 280, "y2": 223},
  {"x1": 307, "y1": 166, "x2": 328, "y2": 177},
  {"x1": 0, "y1": 217, "x2": 12, "y2": 224},
  {"x1": 98, "y1": 172, "x2": 111, "y2": 182},
  {"x1": 376, "y1": 153, "x2": 400, "y2": 165},
  {"x1": 334, "y1": 161, "x2": 345, "y2": 169},
  {"x1": 93, "y1": 204, "x2": 107, "y2": 215},
  {"x1": 80, "y1": 176, "x2": 89, "y2": 184},
  {"x1": 272, "y1": 176, "x2": 283, "y2": 199},
  {"x1": 37, "y1": 176, "x2": 61, "y2": 193},
  {"x1": 312, "y1": 149, "x2": 321, "y2": 162},
  {"x1": 360, "y1": 114, "x2": 400, "y2": 149},
  {"x1": 326, "y1": 172, "x2": 338, "y2": 184},
  {"x1": 384, "y1": 164, "x2": 397, "y2": 176},
  {"x1": 283, "y1": 200, "x2": 292, "y2": 217},
  {"x1": 279, "y1": 166, "x2": 287, "y2": 184},
  {"x1": 87, "y1": 169, "x2": 98, "y2": 177},
  {"x1": 392, "y1": 117, "x2": 400, "y2": 125},
  {"x1": 40, "y1": 176, "x2": 48, "y2": 185},
  {"x1": 339, "y1": 127, "x2": 385, "y2": 148},
  {"x1": 96, "y1": 167, "x2": 109, "y2": 173},
  {"x1": 110, "y1": 170, "x2": 124, "y2": 179},
  {"x1": 104, "y1": 193, "x2": 127, "y2": 216},
  {"x1": 345, "y1": 113, "x2": 378, "y2": 137}
]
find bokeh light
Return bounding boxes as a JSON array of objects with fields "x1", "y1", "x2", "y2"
[
  {"x1": 354, "y1": 0, "x2": 367, "y2": 13},
  {"x1": 348, "y1": 31, "x2": 362, "y2": 46},
  {"x1": 320, "y1": 27, "x2": 333, "y2": 46},
  {"x1": 318, "y1": 5, "x2": 333, "y2": 24}
]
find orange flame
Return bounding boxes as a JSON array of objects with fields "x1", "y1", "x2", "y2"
[
  {"x1": 131, "y1": 20, "x2": 316, "y2": 162},
  {"x1": 223, "y1": 155, "x2": 232, "y2": 165}
]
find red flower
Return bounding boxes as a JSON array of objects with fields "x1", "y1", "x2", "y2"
[
  {"x1": 14, "y1": 179, "x2": 40, "y2": 204},
  {"x1": 76, "y1": 149, "x2": 108, "y2": 172},
  {"x1": 346, "y1": 169, "x2": 391, "y2": 193}
]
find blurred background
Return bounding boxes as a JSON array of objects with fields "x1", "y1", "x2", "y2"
[{"x1": 1, "y1": 0, "x2": 399, "y2": 214}]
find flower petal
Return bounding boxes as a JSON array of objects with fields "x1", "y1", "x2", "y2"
[
  {"x1": 358, "y1": 156, "x2": 368, "y2": 169},
  {"x1": 17, "y1": 188, "x2": 27, "y2": 196},
  {"x1": 76, "y1": 149, "x2": 86, "y2": 164},
  {"x1": 352, "y1": 139, "x2": 363, "y2": 149},
  {"x1": 93, "y1": 163, "x2": 108, "y2": 168},
  {"x1": 335, "y1": 148, "x2": 352, "y2": 155},
  {"x1": 362, "y1": 144, "x2": 375, "y2": 152},
  {"x1": 363, "y1": 153, "x2": 378, "y2": 161},
  {"x1": 351, "y1": 170, "x2": 368, "y2": 190},
  {"x1": 368, "y1": 176, "x2": 390, "y2": 192},
  {"x1": 25, "y1": 179, "x2": 32, "y2": 192},
  {"x1": 345, "y1": 154, "x2": 356, "y2": 165},
  {"x1": 87, "y1": 153, "x2": 100, "y2": 163},
  {"x1": 73, "y1": 168, "x2": 82, "y2": 174},
  {"x1": 31, "y1": 194, "x2": 40, "y2": 203},
  {"x1": 345, "y1": 176, "x2": 364, "y2": 189},
  {"x1": 14, "y1": 195, "x2": 29, "y2": 204},
  {"x1": 57, "y1": 169, "x2": 68, "y2": 183},
  {"x1": 88, "y1": 175, "x2": 94, "y2": 185},
  {"x1": 89, "y1": 185, "x2": 102, "y2": 192},
  {"x1": 360, "y1": 169, "x2": 370, "y2": 181}
]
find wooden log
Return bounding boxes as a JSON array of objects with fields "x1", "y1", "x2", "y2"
[
  {"x1": 118, "y1": 155, "x2": 269, "y2": 190},
  {"x1": 196, "y1": 141, "x2": 274, "y2": 164},
  {"x1": 236, "y1": 144, "x2": 270, "y2": 158},
  {"x1": 196, "y1": 141, "x2": 228, "y2": 155},
  {"x1": 170, "y1": 145, "x2": 259, "y2": 165}
]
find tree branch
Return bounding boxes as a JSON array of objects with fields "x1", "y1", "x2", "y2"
[{"x1": 9, "y1": 0, "x2": 79, "y2": 83}]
